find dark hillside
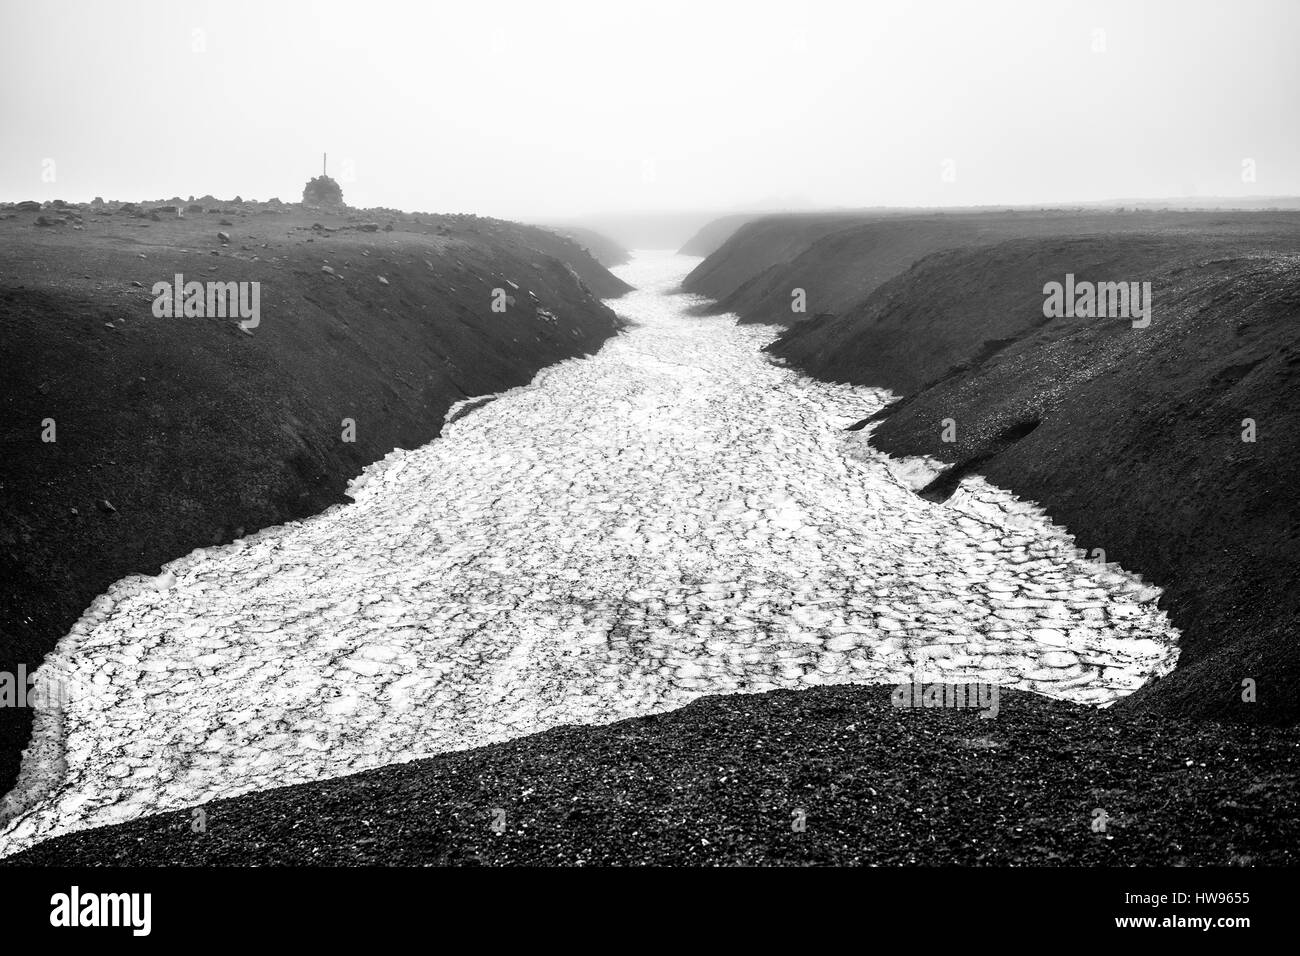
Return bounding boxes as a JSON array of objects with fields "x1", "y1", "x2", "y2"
[
  {"x1": 770, "y1": 235, "x2": 1300, "y2": 723},
  {"x1": 543, "y1": 225, "x2": 631, "y2": 269},
  {"x1": 688, "y1": 209, "x2": 1300, "y2": 325}
]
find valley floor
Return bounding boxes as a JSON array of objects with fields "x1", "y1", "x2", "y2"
[{"x1": 0, "y1": 252, "x2": 1180, "y2": 859}]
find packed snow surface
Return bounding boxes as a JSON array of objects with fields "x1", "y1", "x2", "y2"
[{"x1": 0, "y1": 252, "x2": 1178, "y2": 856}]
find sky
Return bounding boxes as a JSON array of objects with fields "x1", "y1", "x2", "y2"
[{"x1": 1, "y1": 0, "x2": 1298, "y2": 220}]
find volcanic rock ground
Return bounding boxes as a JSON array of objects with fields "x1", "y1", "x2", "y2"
[
  {"x1": 0, "y1": 252, "x2": 1179, "y2": 859},
  {"x1": 9, "y1": 685, "x2": 1296, "y2": 866}
]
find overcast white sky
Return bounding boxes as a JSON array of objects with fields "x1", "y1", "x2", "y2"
[{"x1": 2, "y1": 0, "x2": 1297, "y2": 218}]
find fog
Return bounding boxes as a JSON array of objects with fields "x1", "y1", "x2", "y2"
[{"x1": 2, "y1": 0, "x2": 1297, "y2": 221}]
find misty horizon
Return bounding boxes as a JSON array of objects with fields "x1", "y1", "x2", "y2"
[{"x1": 3, "y1": 0, "x2": 1298, "y2": 222}]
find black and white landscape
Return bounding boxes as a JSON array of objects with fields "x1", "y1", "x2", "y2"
[{"x1": 0, "y1": 0, "x2": 1297, "y2": 931}]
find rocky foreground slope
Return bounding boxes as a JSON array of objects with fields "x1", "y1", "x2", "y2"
[
  {"x1": 6, "y1": 684, "x2": 1296, "y2": 866},
  {"x1": 0, "y1": 199, "x2": 630, "y2": 796}
]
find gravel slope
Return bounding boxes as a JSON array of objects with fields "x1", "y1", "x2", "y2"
[{"x1": 6, "y1": 684, "x2": 1295, "y2": 866}]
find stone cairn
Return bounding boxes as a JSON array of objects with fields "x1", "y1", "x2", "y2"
[{"x1": 302, "y1": 153, "x2": 343, "y2": 209}]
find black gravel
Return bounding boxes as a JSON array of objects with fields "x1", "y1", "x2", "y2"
[{"x1": 6, "y1": 684, "x2": 1297, "y2": 866}]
